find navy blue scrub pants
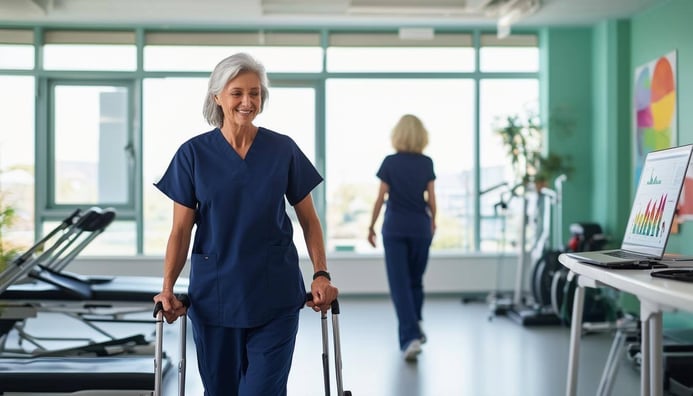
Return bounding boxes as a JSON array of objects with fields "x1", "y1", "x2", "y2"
[
  {"x1": 191, "y1": 309, "x2": 300, "y2": 396},
  {"x1": 383, "y1": 234, "x2": 431, "y2": 350}
]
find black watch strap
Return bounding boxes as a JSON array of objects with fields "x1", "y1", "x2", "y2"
[{"x1": 313, "y1": 270, "x2": 331, "y2": 281}]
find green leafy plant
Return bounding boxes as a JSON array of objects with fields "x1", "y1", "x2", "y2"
[
  {"x1": 0, "y1": 195, "x2": 20, "y2": 274},
  {"x1": 496, "y1": 113, "x2": 542, "y2": 185},
  {"x1": 496, "y1": 112, "x2": 573, "y2": 188},
  {"x1": 535, "y1": 152, "x2": 574, "y2": 186}
]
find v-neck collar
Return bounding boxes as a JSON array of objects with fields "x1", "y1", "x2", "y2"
[{"x1": 216, "y1": 127, "x2": 262, "y2": 161}]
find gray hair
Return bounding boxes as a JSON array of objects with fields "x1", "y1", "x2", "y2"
[{"x1": 202, "y1": 52, "x2": 270, "y2": 128}]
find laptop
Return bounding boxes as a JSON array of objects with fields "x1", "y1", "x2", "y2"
[{"x1": 566, "y1": 144, "x2": 693, "y2": 268}]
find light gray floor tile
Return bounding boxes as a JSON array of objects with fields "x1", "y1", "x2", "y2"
[
  {"x1": 163, "y1": 295, "x2": 641, "y2": 396},
  {"x1": 1, "y1": 295, "x2": 641, "y2": 396}
]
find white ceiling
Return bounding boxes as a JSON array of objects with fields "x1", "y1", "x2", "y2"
[{"x1": 0, "y1": 0, "x2": 665, "y2": 28}]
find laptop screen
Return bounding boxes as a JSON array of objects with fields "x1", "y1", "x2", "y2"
[{"x1": 621, "y1": 144, "x2": 693, "y2": 257}]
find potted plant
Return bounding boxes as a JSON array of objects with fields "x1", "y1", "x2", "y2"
[
  {"x1": 496, "y1": 113, "x2": 542, "y2": 186},
  {"x1": 496, "y1": 113, "x2": 573, "y2": 190}
]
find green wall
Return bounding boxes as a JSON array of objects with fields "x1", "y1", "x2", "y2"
[
  {"x1": 542, "y1": 0, "x2": 693, "y2": 250},
  {"x1": 630, "y1": 0, "x2": 693, "y2": 254},
  {"x1": 541, "y1": 27, "x2": 595, "y2": 241},
  {"x1": 590, "y1": 20, "x2": 632, "y2": 246}
]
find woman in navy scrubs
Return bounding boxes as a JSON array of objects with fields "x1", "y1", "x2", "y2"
[
  {"x1": 153, "y1": 52, "x2": 338, "y2": 395},
  {"x1": 367, "y1": 114, "x2": 436, "y2": 362}
]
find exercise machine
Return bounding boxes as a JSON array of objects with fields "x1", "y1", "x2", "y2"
[
  {"x1": 483, "y1": 181, "x2": 520, "y2": 314},
  {"x1": 490, "y1": 175, "x2": 566, "y2": 326}
]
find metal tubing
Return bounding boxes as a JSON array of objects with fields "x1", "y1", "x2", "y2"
[{"x1": 566, "y1": 281, "x2": 585, "y2": 396}]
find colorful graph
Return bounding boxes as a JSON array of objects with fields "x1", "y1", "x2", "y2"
[
  {"x1": 631, "y1": 194, "x2": 668, "y2": 237},
  {"x1": 646, "y1": 169, "x2": 662, "y2": 185}
]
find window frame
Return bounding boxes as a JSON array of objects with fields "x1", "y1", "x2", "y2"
[
  {"x1": 36, "y1": 77, "x2": 139, "y2": 227},
  {"x1": 11, "y1": 26, "x2": 540, "y2": 256}
]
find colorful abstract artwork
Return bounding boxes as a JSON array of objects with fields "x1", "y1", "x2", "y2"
[
  {"x1": 632, "y1": 51, "x2": 686, "y2": 220},
  {"x1": 634, "y1": 51, "x2": 677, "y2": 172}
]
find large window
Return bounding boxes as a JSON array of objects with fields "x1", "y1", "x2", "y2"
[
  {"x1": 325, "y1": 78, "x2": 474, "y2": 252},
  {"x1": 0, "y1": 29, "x2": 34, "y2": 69},
  {"x1": 0, "y1": 27, "x2": 539, "y2": 256},
  {"x1": 0, "y1": 44, "x2": 33, "y2": 69},
  {"x1": 479, "y1": 34, "x2": 539, "y2": 72},
  {"x1": 43, "y1": 82, "x2": 137, "y2": 255},
  {"x1": 0, "y1": 76, "x2": 35, "y2": 251},
  {"x1": 326, "y1": 32, "x2": 474, "y2": 73},
  {"x1": 0, "y1": 30, "x2": 36, "y2": 254},
  {"x1": 479, "y1": 79, "x2": 540, "y2": 252},
  {"x1": 143, "y1": 31, "x2": 323, "y2": 72},
  {"x1": 42, "y1": 30, "x2": 137, "y2": 71},
  {"x1": 51, "y1": 83, "x2": 132, "y2": 206}
]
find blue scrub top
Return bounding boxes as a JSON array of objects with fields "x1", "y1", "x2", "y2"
[
  {"x1": 377, "y1": 152, "x2": 436, "y2": 239},
  {"x1": 155, "y1": 127, "x2": 323, "y2": 328}
]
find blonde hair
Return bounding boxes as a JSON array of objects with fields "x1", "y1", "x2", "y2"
[{"x1": 391, "y1": 114, "x2": 429, "y2": 153}]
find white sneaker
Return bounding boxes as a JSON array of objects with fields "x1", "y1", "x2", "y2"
[{"x1": 402, "y1": 339, "x2": 422, "y2": 362}]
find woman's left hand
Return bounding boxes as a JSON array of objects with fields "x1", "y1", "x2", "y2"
[{"x1": 307, "y1": 277, "x2": 339, "y2": 313}]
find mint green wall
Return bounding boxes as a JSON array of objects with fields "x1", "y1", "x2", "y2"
[
  {"x1": 542, "y1": 0, "x2": 693, "y2": 250},
  {"x1": 590, "y1": 20, "x2": 632, "y2": 246},
  {"x1": 630, "y1": 0, "x2": 693, "y2": 254},
  {"x1": 540, "y1": 27, "x2": 595, "y2": 241}
]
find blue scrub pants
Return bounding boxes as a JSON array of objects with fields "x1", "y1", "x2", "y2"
[
  {"x1": 191, "y1": 309, "x2": 300, "y2": 396},
  {"x1": 383, "y1": 234, "x2": 431, "y2": 350}
]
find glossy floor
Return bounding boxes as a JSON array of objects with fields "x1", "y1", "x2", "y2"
[{"x1": 159, "y1": 295, "x2": 640, "y2": 396}]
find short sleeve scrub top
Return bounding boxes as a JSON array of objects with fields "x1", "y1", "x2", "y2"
[
  {"x1": 155, "y1": 127, "x2": 323, "y2": 328},
  {"x1": 376, "y1": 152, "x2": 436, "y2": 239}
]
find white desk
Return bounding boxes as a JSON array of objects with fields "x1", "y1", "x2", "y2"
[{"x1": 558, "y1": 254, "x2": 693, "y2": 396}]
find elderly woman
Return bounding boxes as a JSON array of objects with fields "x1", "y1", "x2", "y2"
[{"x1": 153, "y1": 52, "x2": 338, "y2": 395}]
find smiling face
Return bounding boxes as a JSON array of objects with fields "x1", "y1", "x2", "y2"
[{"x1": 214, "y1": 71, "x2": 262, "y2": 129}]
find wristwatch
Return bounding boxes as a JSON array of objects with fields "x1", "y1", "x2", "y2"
[{"x1": 313, "y1": 270, "x2": 331, "y2": 281}]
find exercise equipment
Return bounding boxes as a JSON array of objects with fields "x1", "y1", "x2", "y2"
[
  {"x1": 531, "y1": 175, "x2": 568, "y2": 309},
  {"x1": 484, "y1": 182, "x2": 520, "y2": 316},
  {"x1": 508, "y1": 176, "x2": 566, "y2": 325},
  {"x1": 0, "y1": 207, "x2": 188, "y2": 358},
  {"x1": 471, "y1": 182, "x2": 511, "y2": 307},
  {"x1": 490, "y1": 176, "x2": 565, "y2": 325},
  {"x1": 0, "y1": 207, "x2": 188, "y2": 394},
  {"x1": 549, "y1": 222, "x2": 608, "y2": 323}
]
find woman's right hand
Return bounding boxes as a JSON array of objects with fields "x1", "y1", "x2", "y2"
[{"x1": 367, "y1": 227, "x2": 377, "y2": 247}]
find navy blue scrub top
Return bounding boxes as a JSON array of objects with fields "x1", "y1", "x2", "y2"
[
  {"x1": 376, "y1": 152, "x2": 436, "y2": 239},
  {"x1": 155, "y1": 127, "x2": 323, "y2": 328}
]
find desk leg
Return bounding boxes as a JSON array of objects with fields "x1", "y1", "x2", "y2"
[
  {"x1": 639, "y1": 315, "x2": 649, "y2": 396},
  {"x1": 566, "y1": 282, "x2": 585, "y2": 396},
  {"x1": 640, "y1": 300, "x2": 664, "y2": 396},
  {"x1": 640, "y1": 301, "x2": 664, "y2": 396},
  {"x1": 640, "y1": 311, "x2": 650, "y2": 396},
  {"x1": 647, "y1": 307, "x2": 663, "y2": 396}
]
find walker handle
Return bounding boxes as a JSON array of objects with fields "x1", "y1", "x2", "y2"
[
  {"x1": 306, "y1": 292, "x2": 340, "y2": 314},
  {"x1": 153, "y1": 294, "x2": 190, "y2": 317}
]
